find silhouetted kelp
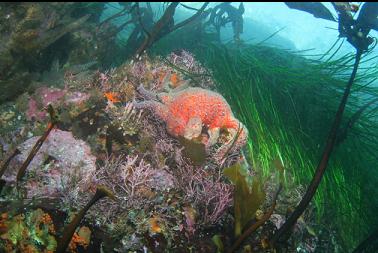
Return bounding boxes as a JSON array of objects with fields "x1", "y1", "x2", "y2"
[
  {"x1": 206, "y1": 2, "x2": 245, "y2": 42},
  {"x1": 134, "y1": 2, "x2": 209, "y2": 56},
  {"x1": 270, "y1": 2, "x2": 377, "y2": 249},
  {"x1": 285, "y1": 2, "x2": 335, "y2": 22}
]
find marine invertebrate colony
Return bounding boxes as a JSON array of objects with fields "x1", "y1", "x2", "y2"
[{"x1": 134, "y1": 85, "x2": 248, "y2": 159}]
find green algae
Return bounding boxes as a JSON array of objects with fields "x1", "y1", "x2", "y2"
[
  {"x1": 0, "y1": 208, "x2": 57, "y2": 252},
  {"x1": 152, "y1": 32, "x2": 378, "y2": 249}
]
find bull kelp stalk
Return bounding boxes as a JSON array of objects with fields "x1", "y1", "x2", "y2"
[
  {"x1": 270, "y1": 48, "x2": 362, "y2": 247},
  {"x1": 56, "y1": 185, "x2": 115, "y2": 253},
  {"x1": 16, "y1": 105, "x2": 58, "y2": 182}
]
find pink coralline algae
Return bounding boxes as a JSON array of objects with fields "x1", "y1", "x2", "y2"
[
  {"x1": 38, "y1": 87, "x2": 66, "y2": 106},
  {"x1": 26, "y1": 86, "x2": 90, "y2": 121},
  {"x1": 180, "y1": 165, "x2": 233, "y2": 226},
  {"x1": 26, "y1": 87, "x2": 65, "y2": 121},
  {"x1": 169, "y1": 50, "x2": 196, "y2": 69},
  {"x1": 26, "y1": 99, "x2": 47, "y2": 121},
  {"x1": 167, "y1": 50, "x2": 214, "y2": 89},
  {"x1": 96, "y1": 155, "x2": 175, "y2": 207},
  {"x1": 134, "y1": 85, "x2": 248, "y2": 159},
  {"x1": 90, "y1": 155, "x2": 176, "y2": 227},
  {"x1": 5, "y1": 129, "x2": 97, "y2": 203}
]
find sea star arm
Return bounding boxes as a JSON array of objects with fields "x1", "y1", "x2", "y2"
[
  {"x1": 184, "y1": 116, "x2": 203, "y2": 140},
  {"x1": 166, "y1": 115, "x2": 187, "y2": 137},
  {"x1": 170, "y1": 80, "x2": 190, "y2": 92},
  {"x1": 207, "y1": 127, "x2": 220, "y2": 147},
  {"x1": 137, "y1": 84, "x2": 160, "y2": 101},
  {"x1": 133, "y1": 100, "x2": 169, "y2": 121}
]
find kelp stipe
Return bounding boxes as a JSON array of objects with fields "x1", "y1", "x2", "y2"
[
  {"x1": 134, "y1": 2, "x2": 209, "y2": 56},
  {"x1": 56, "y1": 185, "x2": 115, "y2": 253},
  {"x1": 16, "y1": 105, "x2": 58, "y2": 182},
  {"x1": 270, "y1": 2, "x2": 377, "y2": 248}
]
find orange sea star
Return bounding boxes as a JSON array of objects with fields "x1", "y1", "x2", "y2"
[{"x1": 134, "y1": 85, "x2": 248, "y2": 159}]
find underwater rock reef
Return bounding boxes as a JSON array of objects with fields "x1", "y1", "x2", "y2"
[
  {"x1": 2, "y1": 2, "x2": 378, "y2": 253},
  {"x1": 0, "y1": 50, "x2": 319, "y2": 252},
  {"x1": 4, "y1": 129, "x2": 96, "y2": 202}
]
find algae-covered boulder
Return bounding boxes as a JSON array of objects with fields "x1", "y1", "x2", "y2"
[{"x1": 5, "y1": 129, "x2": 97, "y2": 206}]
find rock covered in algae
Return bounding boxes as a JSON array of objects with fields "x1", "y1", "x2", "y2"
[
  {"x1": 5, "y1": 129, "x2": 96, "y2": 203},
  {"x1": 0, "y1": 208, "x2": 57, "y2": 252},
  {"x1": 0, "y1": 51, "x2": 250, "y2": 252},
  {"x1": 25, "y1": 86, "x2": 91, "y2": 122}
]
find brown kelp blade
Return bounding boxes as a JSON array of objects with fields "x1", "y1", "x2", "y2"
[
  {"x1": 178, "y1": 136, "x2": 207, "y2": 166},
  {"x1": 285, "y1": 2, "x2": 336, "y2": 22},
  {"x1": 226, "y1": 184, "x2": 282, "y2": 253},
  {"x1": 224, "y1": 163, "x2": 265, "y2": 237},
  {"x1": 357, "y1": 2, "x2": 378, "y2": 31}
]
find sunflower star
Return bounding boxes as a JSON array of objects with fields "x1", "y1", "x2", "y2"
[{"x1": 133, "y1": 85, "x2": 248, "y2": 159}]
